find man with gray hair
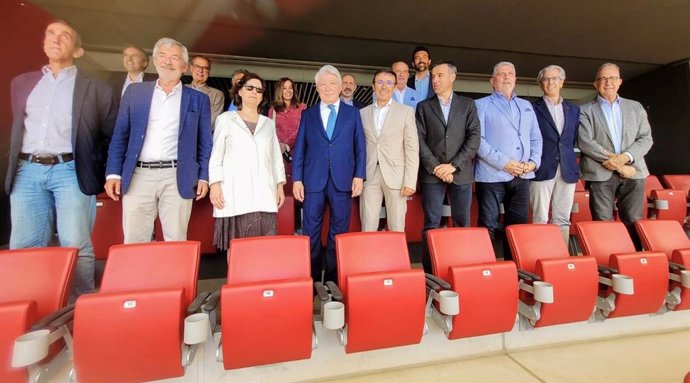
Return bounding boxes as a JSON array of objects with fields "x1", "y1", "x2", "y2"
[
  {"x1": 105, "y1": 37, "x2": 212, "y2": 243},
  {"x1": 293, "y1": 64, "x2": 366, "y2": 284},
  {"x1": 530, "y1": 65, "x2": 580, "y2": 244},
  {"x1": 475, "y1": 61, "x2": 542, "y2": 260},
  {"x1": 578, "y1": 63, "x2": 652, "y2": 248}
]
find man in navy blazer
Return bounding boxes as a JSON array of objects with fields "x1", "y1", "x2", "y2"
[
  {"x1": 293, "y1": 65, "x2": 366, "y2": 284},
  {"x1": 6, "y1": 20, "x2": 116, "y2": 300},
  {"x1": 530, "y1": 65, "x2": 580, "y2": 244},
  {"x1": 105, "y1": 37, "x2": 212, "y2": 244}
]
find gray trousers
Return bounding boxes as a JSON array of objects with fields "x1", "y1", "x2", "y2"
[{"x1": 529, "y1": 166, "x2": 576, "y2": 245}]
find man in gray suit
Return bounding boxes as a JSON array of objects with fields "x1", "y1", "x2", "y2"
[
  {"x1": 416, "y1": 61, "x2": 481, "y2": 273},
  {"x1": 578, "y1": 63, "x2": 653, "y2": 247}
]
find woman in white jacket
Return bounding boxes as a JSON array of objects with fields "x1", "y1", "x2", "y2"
[{"x1": 209, "y1": 73, "x2": 286, "y2": 250}]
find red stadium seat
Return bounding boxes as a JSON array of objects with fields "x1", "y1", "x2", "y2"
[
  {"x1": 333, "y1": 232, "x2": 427, "y2": 353},
  {"x1": 649, "y1": 189, "x2": 688, "y2": 225},
  {"x1": 635, "y1": 220, "x2": 690, "y2": 311},
  {"x1": 92, "y1": 194, "x2": 123, "y2": 260},
  {"x1": 1, "y1": 248, "x2": 76, "y2": 383},
  {"x1": 427, "y1": 227, "x2": 518, "y2": 339},
  {"x1": 404, "y1": 193, "x2": 424, "y2": 242},
  {"x1": 661, "y1": 175, "x2": 690, "y2": 197},
  {"x1": 569, "y1": 191, "x2": 593, "y2": 254},
  {"x1": 506, "y1": 224, "x2": 599, "y2": 327},
  {"x1": 575, "y1": 221, "x2": 669, "y2": 319},
  {"x1": 219, "y1": 236, "x2": 313, "y2": 369},
  {"x1": 72, "y1": 241, "x2": 206, "y2": 383},
  {"x1": 644, "y1": 175, "x2": 665, "y2": 219}
]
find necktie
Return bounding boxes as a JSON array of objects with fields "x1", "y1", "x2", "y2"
[{"x1": 326, "y1": 104, "x2": 336, "y2": 140}]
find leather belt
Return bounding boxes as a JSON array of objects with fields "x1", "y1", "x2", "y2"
[
  {"x1": 136, "y1": 160, "x2": 178, "y2": 169},
  {"x1": 19, "y1": 152, "x2": 74, "y2": 165}
]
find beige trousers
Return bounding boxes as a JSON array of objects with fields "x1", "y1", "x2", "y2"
[{"x1": 360, "y1": 166, "x2": 407, "y2": 232}]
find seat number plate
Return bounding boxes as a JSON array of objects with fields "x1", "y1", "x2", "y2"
[
  {"x1": 383, "y1": 279, "x2": 394, "y2": 286},
  {"x1": 123, "y1": 300, "x2": 137, "y2": 309},
  {"x1": 263, "y1": 290, "x2": 274, "y2": 298}
]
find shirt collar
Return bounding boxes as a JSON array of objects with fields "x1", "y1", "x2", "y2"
[
  {"x1": 374, "y1": 98, "x2": 393, "y2": 110},
  {"x1": 41, "y1": 65, "x2": 77, "y2": 79},
  {"x1": 155, "y1": 79, "x2": 183, "y2": 94},
  {"x1": 543, "y1": 96, "x2": 563, "y2": 106},
  {"x1": 597, "y1": 94, "x2": 620, "y2": 106},
  {"x1": 321, "y1": 99, "x2": 341, "y2": 111},
  {"x1": 439, "y1": 92, "x2": 453, "y2": 106},
  {"x1": 493, "y1": 91, "x2": 516, "y2": 101}
]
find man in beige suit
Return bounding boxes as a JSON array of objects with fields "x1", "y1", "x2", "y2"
[{"x1": 359, "y1": 70, "x2": 419, "y2": 232}]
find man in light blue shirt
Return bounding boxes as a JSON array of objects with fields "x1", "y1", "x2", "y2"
[
  {"x1": 578, "y1": 63, "x2": 653, "y2": 248},
  {"x1": 391, "y1": 61, "x2": 419, "y2": 109},
  {"x1": 406, "y1": 46, "x2": 435, "y2": 102},
  {"x1": 474, "y1": 61, "x2": 542, "y2": 260}
]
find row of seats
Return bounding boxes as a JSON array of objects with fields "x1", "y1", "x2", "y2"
[
  {"x1": 91, "y1": 175, "x2": 690, "y2": 260},
  {"x1": 3, "y1": 220, "x2": 688, "y2": 382}
]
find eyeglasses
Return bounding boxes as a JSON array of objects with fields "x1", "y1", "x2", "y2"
[
  {"x1": 191, "y1": 64, "x2": 210, "y2": 72},
  {"x1": 596, "y1": 76, "x2": 620, "y2": 83},
  {"x1": 243, "y1": 85, "x2": 264, "y2": 94},
  {"x1": 375, "y1": 80, "x2": 395, "y2": 87},
  {"x1": 541, "y1": 76, "x2": 563, "y2": 83}
]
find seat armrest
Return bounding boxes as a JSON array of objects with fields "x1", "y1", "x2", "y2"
[
  {"x1": 517, "y1": 269, "x2": 541, "y2": 282},
  {"x1": 669, "y1": 262, "x2": 686, "y2": 271},
  {"x1": 202, "y1": 290, "x2": 221, "y2": 312},
  {"x1": 598, "y1": 264, "x2": 619, "y2": 274},
  {"x1": 425, "y1": 273, "x2": 451, "y2": 290},
  {"x1": 31, "y1": 304, "x2": 74, "y2": 331},
  {"x1": 187, "y1": 291, "x2": 211, "y2": 313}
]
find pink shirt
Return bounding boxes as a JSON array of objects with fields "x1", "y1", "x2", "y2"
[{"x1": 269, "y1": 103, "x2": 306, "y2": 148}]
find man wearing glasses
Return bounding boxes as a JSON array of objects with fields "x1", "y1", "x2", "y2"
[
  {"x1": 187, "y1": 55, "x2": 225, "y2": 124},
  {"x1": 104, "y1": 37, "x2": 212, "y2": 244},
  {"x1": 359, "y1": 70, "x2": 419, "y2": 233},
  {"x1": 475, "y1": 61, "x2": 542, "y2": 260},
  {"x1": 530, "y1": 65, "x2": 580, "y2": 245},
  {"x1": 578, "y1": 63, "x2": 652, "y2": 248},
  {"x1": 416, "y1": 61, "x2": 480, "y2": 273}
]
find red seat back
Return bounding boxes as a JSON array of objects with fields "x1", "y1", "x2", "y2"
[
  {"x1": 635, "y1": 219, "x2": 690, "y2": 260},
  {"x1": 92, "y1": 194, "x2": 123, "y2": 260},
  {"x1": 651, "y1": 189, "x2": 687, "y2": 225},
  {"x1": 277, "y1": 195, "x2": 295, "y2": 235},
  {"x1": 427, "y1": 227, "x2": 496, "y2": 282},
  {"x1": 336, "y1": 232, "x2": 411, "y2": 292},
  {"x1": 222, "y1": 236, "x2": 312, "y2": 369},
  {"x1": 101, "y1": 241, "x2": 200, "y2": 307},
  {"x1": 662, "y1": 175, "x2": 690, "y2": 197},
  {"x1": 0, "y1": 248, "x2": 76, "y2": 383},
  {"x1": 506, "y1": 224, "x2": 569, "y2": 274},
  {"x1": 404, "y1": 193, "x2": 424, "y2": 242},
  {"x1": 645, "y1": 175, "x2": 664, "y2": 197},
  {"x1": 227, "y1": 236, "x2": 310, "y2": 284},
  {"x1": 575, "y1": 221, "x2": 636, "y2": 266},
  {"x1": 570, "y1": 191, "x2": 593, "y2": 234}
]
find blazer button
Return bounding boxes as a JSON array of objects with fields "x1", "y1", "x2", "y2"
[{"x1": 516, "y1": 147, "x2": 520, "y2": 150}]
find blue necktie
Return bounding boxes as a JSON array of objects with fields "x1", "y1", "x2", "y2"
[{"x1": 326, "y1": 104, "x2": 336, "y2": 140}]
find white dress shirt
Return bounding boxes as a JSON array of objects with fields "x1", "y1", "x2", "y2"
[
  {"x1": 122, "y1": 72, "x2": 145, "y2": 96},
  {"x1": 543, "y1": 96, "x2": 565, "y2": 135},
  {"x1": 319, "y1": 99, "x2": 341, "y2": 131},
  {"x1": 373, "y1": 99, "x2": 392, "y2": 138},
  {"x1": 138, "y1": 80, "x2": 182, "y2": 162},
  {"x1": 22, "y1": 65, "x2": 76, "y2": 155}
]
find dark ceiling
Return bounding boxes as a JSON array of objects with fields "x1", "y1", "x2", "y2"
[{"x1": 32, "y1": 0, "x2": 690, "y2": 82}]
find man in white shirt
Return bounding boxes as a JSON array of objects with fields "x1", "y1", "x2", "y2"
[
  {"x1": 359, "y1": 70, "x2": 419, "y2": 232},
  {"x1": 104, "y1": 37, "x2": 212, "y2": 243}
]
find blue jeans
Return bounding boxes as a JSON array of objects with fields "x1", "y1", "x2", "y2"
[
  {"x1": 476, "y1": 178, "x2": 530, "y2": 260},
  {"x1": 420, "y1": 182, "x2": 472, "y2": 273},
  {"x1": 10, "y1": 160, "x2": 96, "y2": 300}
]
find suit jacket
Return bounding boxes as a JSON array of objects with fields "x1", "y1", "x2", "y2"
[
  {"x1": 532, "y1": 98, "x2": 580, "y2": 183},
  {"x1": 394, "y1": 86, "x2": 420, "y2": 110},
  {"x1": 105, "y1": 81, "x2": 213, "y2": 199},
  {"x1": 293, "y1": 102, "x2": 366, "y2": 192},
  {"x1": 474, "y1": 93, "x2": 543, "y2": 182},
  {"x1": 6, "y1": 69, "x2": 117, "y2": 195},
  {"x1": 360, "y1": 101, "x2": 419, "y2": 190},
  {"x1": 416, "y1": 94, "x2": 481, "y2": 185},
  {"x1": 107, "y1": 71, "x2": 157, "y2": 111},
  {"x1": 407, "y1": 73, "x2": 435, "y2": 100},
  {"x1": 578, "y1": 96, "x2": 653, "y2": 181}
]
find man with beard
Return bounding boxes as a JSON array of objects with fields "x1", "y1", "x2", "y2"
[
  {"x1": 474, "y1": 61, "x2": 542, "y2": 260},
  {"x1": 407, "y1": 46, "x2": 435, "y2": 101},
  {"x1": 340, "y1": 73, "x2": 366, "y2": 109},
  {"x1": 105, "y1": 37, "x2": 212, "y2": 243}
]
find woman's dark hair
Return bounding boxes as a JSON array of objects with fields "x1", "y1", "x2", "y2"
[
  {"x1": 271, "y1": 77, "x2": 302, "y2": 113},
  {"x1": 233, "y1": 72, "x2": 267, "y2": 114}
]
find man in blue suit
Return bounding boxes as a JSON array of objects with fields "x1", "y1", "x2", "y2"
[
  {"x1": 293, "y1": 65, "x2": 366, "y2": 284},
  {"x1": 475, "y1": 61, "x2": 542, "y2": 260},
  {"x1": 392, "y1": 61, "x2": 420, "y2": 109},
  {"x1": 105, "y1": 37, "x2": 212, "y2": 243},
  {"x1": 530, "y1": 65, "x2": 580, "y2": 244}
]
